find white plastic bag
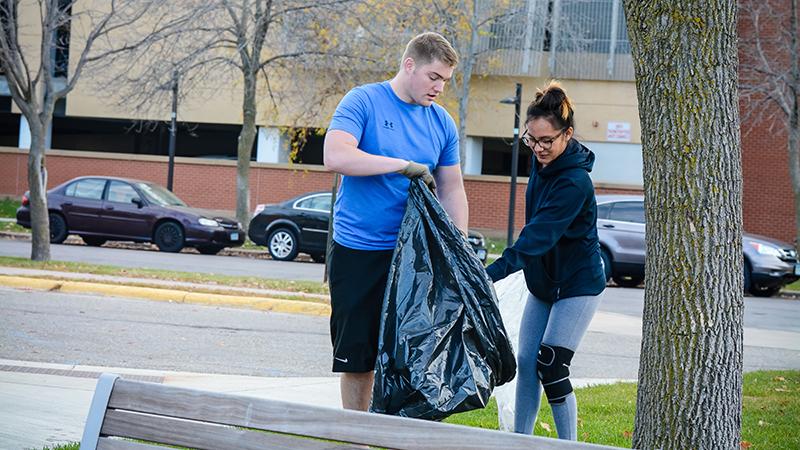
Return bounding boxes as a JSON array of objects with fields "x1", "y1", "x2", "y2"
[{"x1": 492, "y1": 270, "x2": 529, "y2": 431}]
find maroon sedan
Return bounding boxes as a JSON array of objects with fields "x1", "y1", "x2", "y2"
[{"x1": 16, "y1": 176, "x2": 244, "y2": 255}]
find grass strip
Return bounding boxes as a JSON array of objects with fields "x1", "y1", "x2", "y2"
[
  {"x1": 0, "y1": 256, "x2": 329, "y2": 296},
  {"x1": 445, "y1": 370, "x2": 799, "y2": 449}
]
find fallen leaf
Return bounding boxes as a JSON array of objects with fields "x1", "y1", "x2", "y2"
[
  {"x1": 539, "y1": 422, "x2": 552, "y2": 433},
  {"x1": 775, "y1": 388, "x2": 789, "y2": 392},
  {"x1": 773, "y1": 376, "x2": 785, "y2": 382},
  {"x1": 758, "y1": 420, "x2": 768, "y2": 427},
  {"x1": 582, "y1": 432, "x2": 589, "y2": 440},
  {"x1": 622, "y1": 431, "x2": 633, "y2": 439},
  {"x1": 740, "y1": 441, "x2": 752, "y2": 449}
]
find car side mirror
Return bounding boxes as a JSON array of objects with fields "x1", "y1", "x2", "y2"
[{"x1": 131, "y1": 198, "x2": 144, "y2": 208}]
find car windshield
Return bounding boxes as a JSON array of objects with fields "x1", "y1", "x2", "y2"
[{"x1": 137, "y1": 183, "x2": 187, "y2": 207}]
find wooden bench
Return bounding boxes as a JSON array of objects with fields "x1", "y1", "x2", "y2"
[{"x1": 79, "y1": 373, "x2": 616, "y2": 450}]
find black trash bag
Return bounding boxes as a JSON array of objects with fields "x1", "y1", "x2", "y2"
[{"x1": 370, "y1": 179, "x2": 517, "y2": 420}]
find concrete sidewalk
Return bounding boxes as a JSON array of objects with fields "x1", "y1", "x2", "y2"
[{"x1": 0, "y1": 358, "x2": 628, "y2": 449}]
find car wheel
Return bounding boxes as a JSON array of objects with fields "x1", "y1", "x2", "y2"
[
  {"x1": 82, "y1": 236, "x2": 107, "y2": 247},
  {"x1": 310, "y1": 253, "x2": 326, "y2": 263},
  {"x1": 267, "y1": 228, "x2": 299, "y2": 261},
  {"x1": 49, "y1": 213, "x2": 68, "y2": 244},
  {"x1": 197, "y1": 245, "x2": 223, "y2": 255},
  {"x1": 600, "y1": 248, "x2": 612, "y2": 283},
  {"x1": 154, "y1": 221, "x2": 184, "y2": 253},
  {"x1": 749, "y1": 285, "x2": 781, "y2": 298},
  {"x1": 613, "y1": 275, "x2": 643, "y2": 288}
]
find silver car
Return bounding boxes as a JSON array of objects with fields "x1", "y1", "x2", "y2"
[{"x1": 596, "y1": 195, "x2": 800, "y2": 297}]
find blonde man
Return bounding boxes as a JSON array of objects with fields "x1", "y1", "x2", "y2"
[{"x1": 324, "y1": 32, "x2": 469, "y2": 411}]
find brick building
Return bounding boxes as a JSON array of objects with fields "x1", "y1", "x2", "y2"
[{"x1": 0, "y1": 0, "x2": 795, "y2": 242}]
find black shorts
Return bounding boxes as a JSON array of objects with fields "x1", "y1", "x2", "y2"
[{"x1": 329, "y1": 241, "x2": 394, "y2": 373}]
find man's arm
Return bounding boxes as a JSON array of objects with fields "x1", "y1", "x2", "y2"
[
  {"x1": 323, "y1": 130, "x2": 407, "y2": 176},
  {"x1": 434, "y1": 164, "x2": 468, "y2": 234}
]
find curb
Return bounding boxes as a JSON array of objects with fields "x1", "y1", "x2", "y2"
[{"x1": 0, "y1": 275, "x2": 331, "y2": 317}]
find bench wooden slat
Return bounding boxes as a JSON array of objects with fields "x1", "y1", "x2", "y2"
[
  {"x1": 96, "y1": 437, "x2": 170, "y2": 449},
  {"x1": 107, "y1": 379, "x2": 615, "y2": 450},
  {"x1": 101, "y1": 408, "x2": 374, "y2": 450}
]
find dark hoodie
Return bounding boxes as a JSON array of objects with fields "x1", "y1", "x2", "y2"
[{"x1": 485, "y1": 139, "x2": 606, "y2": 302}]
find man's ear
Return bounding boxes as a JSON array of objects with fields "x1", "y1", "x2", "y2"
[{"x1": 402, "y1": 57, "x2": 416, "y2": 74}]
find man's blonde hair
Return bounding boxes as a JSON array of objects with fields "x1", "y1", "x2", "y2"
[{"x1": 401, "y1": 32, "x2": 459, "y2": 68}]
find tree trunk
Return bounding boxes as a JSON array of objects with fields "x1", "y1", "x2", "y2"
[
  {"x1": 27, "y1": 118, "x2": 51, "y2": 262},
  {"x1": 236, "y1": 71, "x2": 257, "y2": 233},
  {"x1": 623, "y1": 1, "x2": 744, "y2": 449}
]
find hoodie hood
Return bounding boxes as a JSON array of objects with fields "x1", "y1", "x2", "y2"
[{"x1": 538, "y1": 139, "x2": 595, "y2": 178}]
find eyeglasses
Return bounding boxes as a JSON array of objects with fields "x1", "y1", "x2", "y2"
[{"x1": 522, "y1": 128, "x2": 567, "y2": 150}]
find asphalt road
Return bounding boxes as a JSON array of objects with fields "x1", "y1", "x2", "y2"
[
  {"x1": 2, "y1": 286, "x2": 798, "y2": 380},
  {"x1": 0, "y1": 239, "x2": 325, "y2": 282}
]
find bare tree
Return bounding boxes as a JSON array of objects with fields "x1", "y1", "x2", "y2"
[
  {"x1": 739, "y1": 0, "x2": 800, "y2": 252},
  {"x1": 623, "y1": 0, "x2": 744, "y2": 448},
  {"x1": 0, "y1": 0, "x2": 199, "y2": 261},
  {"x1": 101, "y1": 0, "x2": 364, "y2": 232}
]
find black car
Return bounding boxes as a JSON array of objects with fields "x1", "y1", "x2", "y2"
[
  {"x1": 248, "y1": 191, "x2": 488, "y2": 263},
  {"x1": 16, "y1": 176, "x2": 245, "y2": 254}
]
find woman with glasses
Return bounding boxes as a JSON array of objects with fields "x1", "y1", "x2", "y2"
[{"x1": 485, "y1": 81, "x2": 606, "y2": 440}]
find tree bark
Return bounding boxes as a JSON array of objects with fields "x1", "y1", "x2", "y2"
[
  {"x1": 236, "y1": 69, "x2": 257, "y2": 232},
  {"x1": 27, "y1": 119, "x2": 51, "y2": 262},
  {"x1": 623, "y1": 1, "x2": 744, "y2": 448}
]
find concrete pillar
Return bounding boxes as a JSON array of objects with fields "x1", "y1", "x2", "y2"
[
  {"x1": 463, "y1": 136, "x2": 484, "y2": 175},
  {"x1": 256, "y1": 126, "x2": 289, "y2": 163}
]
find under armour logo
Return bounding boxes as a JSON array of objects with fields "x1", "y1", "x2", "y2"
[{"x1": 383, "y1": 120, "x2": 394, "y2": 130}]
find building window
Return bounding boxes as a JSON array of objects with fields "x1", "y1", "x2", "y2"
[
  {"x1": 481, "y1": 137, "x2": 533, "y2": 177},
  {"x1": 289, "y1": 128, "x2": 324, "y2": 165},
  {"x1": 54, "y1": 0, "x2": 72, "y2": 78},
  {"x1": 50, "y1": 116, "x2": 251, "y2": 159}
]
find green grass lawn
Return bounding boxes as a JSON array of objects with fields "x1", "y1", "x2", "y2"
[
  {"x1": 446, "y1": 370, "x2": 799, "y2": 449},
  {"x1": 0, "y1": 197, "x2": 19, "y2": 218},
  {"x1": 41, "y1": 444, "x2": 78, "y2": 450},
  {"x1": 786, "y1": 279, "x2": 800, "y2": 291},
  {"x1": 0, "y1": 255, "x2": 329, "y2": 297}
]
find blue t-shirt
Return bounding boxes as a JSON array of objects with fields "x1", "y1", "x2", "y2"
[{"x1": 328, "y1": 81, "x2": 460, "y2": 250}]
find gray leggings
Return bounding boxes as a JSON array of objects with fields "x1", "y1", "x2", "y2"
[{"x1": 513, "y1": 291, "x2": 603, "y2": 440}]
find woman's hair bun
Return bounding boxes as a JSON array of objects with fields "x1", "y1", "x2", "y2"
[{"x1": 527, "y1": 80, "x2": 574, "y2": 129}]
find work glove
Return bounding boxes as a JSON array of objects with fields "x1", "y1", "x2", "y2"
[{"x1": 399, "y1": 160, "x2": 436, "y2": 191}]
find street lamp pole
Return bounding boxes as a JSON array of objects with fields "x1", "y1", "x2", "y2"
[
  {"x1": 500, "y1": 83, "x2": 522, "y2": 247},
  {"x1": 167, "y1": 71, "x2": 179, "y2": 191}
]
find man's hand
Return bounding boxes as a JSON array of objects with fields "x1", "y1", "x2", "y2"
[{"x1": 399, "y1": 161, "x2": 436, "y2": 190}]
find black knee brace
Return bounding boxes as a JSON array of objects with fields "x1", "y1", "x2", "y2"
[{"x1": 537, "y1": 344, "x2": 575, "y2": 404}]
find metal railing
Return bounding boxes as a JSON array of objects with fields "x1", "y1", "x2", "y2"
[{"x1": 474, "y1": 0, "x2": 634, "y2": 81}]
